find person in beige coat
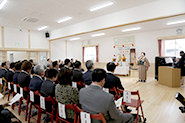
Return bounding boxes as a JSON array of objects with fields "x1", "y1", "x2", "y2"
[{"x1": 137, "y1": 52, "x2": 150, "y2": 82}]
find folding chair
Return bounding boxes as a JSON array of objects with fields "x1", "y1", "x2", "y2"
[
  {"x1": 54, "y1": 98, "x2": 77, "y2": 123},
  {"x1": 28, "y1": 91, "x2": 55, "y2": 123},
  {"x1": 74, "y1": 105, "x2": 107, "y2": 123},
  {"x1": 72, "y1": 81, "x2": 86, "y2": 90},
  {"x1": 117, "y1": 88, "x2": 146, "y2": 123},
  {"x1": 7, "y1": 81, "x2": 14, "y2": 101},
  {"x1": 17, "y1": 85, "x2": 30, "y2": 121},
  {"x1": 109, "y1": 87, "x2": 119, "y2": 100}
]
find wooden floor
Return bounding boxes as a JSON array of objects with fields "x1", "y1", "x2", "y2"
[{"x1": 0, "y1": 70, "x2": 185, "y2": 123}]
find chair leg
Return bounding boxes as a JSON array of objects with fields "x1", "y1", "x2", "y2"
[
  {"x1": 25, "y1": 99, "x2": 29, "y2": 121},
  {"x1": 3, "y1": 82, "x2": 7, "y2": 99},
  {"x1": 18, "y1": 98, "x2": 22, "y2": 115},
  {"x1": 140, "y1": 104, "x2": 145, "y2": 121},
  {"x1": 8, "y1": 90, "x2": 10, "y2": 101},
  {"x1": 37, "y1": 107, "x2": 41, "y2": 123},
  {"x1": 136, "y1": 108, "x2": 139, "y2": 123},
  {"x1": 28, "y1": 103, "x2": 32, "y2": 123}
]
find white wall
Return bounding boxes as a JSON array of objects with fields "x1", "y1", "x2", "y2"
[
  {"x1": 0, "y1": 27, "x2": 2, "y2": 47},
  {"x1": 51, "y1": 39, "x2": 65, "y2": 61},
  {"x1": 50, "y1": 0, "x2": 185, "y2": 39},
  {"x1": 30, "y1": 30, "x2": 49, "y2": 49},
  {"x1": 7, "y1": 51, "x2": 27, "y2": 62},
  {"x1": 4, "y1": 27, "x2": 28, "y2": 48},
  {"x1": 51, "y1": 27, "x2": 184, "y2": 63}
]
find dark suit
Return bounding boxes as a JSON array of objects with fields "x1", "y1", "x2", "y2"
[
  {"x1": 104, "y1": 73, "x2": 124, "y2": 90},
  {"x1": 175, "y1": 55, "x2": 185, "y2": 76},
  {"x1": 40, "y1": 79, "x2": 55, "y2": 97},
  {"x1": 6, "y1": 69, "x2": 15, "y2": 82},
  {"x1": 79, "y1": 85, "x2": 134, "y2": 123},
  {"x1": 13, "y1": 71, "x2": 20, "y2": 84},
  {"x1": 82, "y1": 70, "x2": 93, "y2": 85},
  {"x1": 73, "y1": 68, "x2": 83, "y2": 82},
  {"x1": 0, "y1": 68, "x2": 7, "y2": 78},
  {"x1": 17, "y1": 71, "x2": 30, "y2": 88},
  {"x1": 29, "y1": 75, "x2": 43, "y2": 91}
]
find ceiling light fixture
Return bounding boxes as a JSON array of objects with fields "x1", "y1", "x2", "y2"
[
  {"x1": 90, "y1": 1, "x2": 114, "y2": 12},
  {"x1": 166, "y1": 20, "x2": 185, "y2": 25},
  {"x1": 0, "y1": 0, "x2": 7, "y2": 10},
  {"x1": 38, "y1": 26, "x2": 48, "y2": 31},
  {"x1": 70, "y1": 37, "x2": 80, "y2": 41},
  {"x1": 91, "y1": 33, "x2": 105, "y2": 37},
  {"x1": 122, "y1": 27, "x2": 141, "y2": 32},
  {"x1": 57, "y1": 16, "x2": 72, "y2": 23}
]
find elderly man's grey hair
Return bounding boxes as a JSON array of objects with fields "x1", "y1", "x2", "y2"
[
  {"x1": 85, "y1": 60, "x2": 94, "y2": 70},
  {"x1": 34, "y1": 64, "x2": 44, "y2": 75}
]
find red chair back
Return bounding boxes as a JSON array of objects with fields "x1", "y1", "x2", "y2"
[{"x1": 74, "y1": 105, "x2": 106, "y2": 123}]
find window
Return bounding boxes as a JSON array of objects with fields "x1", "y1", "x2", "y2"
[
  {"x1": 163, "y1": 38, "x2": 185, "y2": 58},
  {"x1": 83, "y1": 46, "x2": 98, "y2": 62}
]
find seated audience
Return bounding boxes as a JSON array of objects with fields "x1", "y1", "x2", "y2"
[
  {"x1": 52, "y1": 61, "x2": 59, "y2": 70},
  {"x1": 0, "y1": 61, "x2": 9, "y2": 78},
  {"x1": 64, "y1": 58, "x2": 71, "y2": 69},
  {"x1": 73, "y1": 61, "x2": 83, "y2": 82},
  {"x1": 55, "y1": 68, "x2": 79, "y2": 120},
  {"x1": 70, "y1": 58, "x2": 74, "y2": 68},
  {"x1": 40, "y1": 68, "x2": 58, "y2": 97},
  {"x1": 29, "y1": 64, "x2": 44, "y2": 91},
  {"x1": 6, "y1": 62, "x2": 16, "y2": 82},
  {"x1": 18, "y1": 61, "x2": 32, "y2": 88},
  {"x1": 13, "y1": 62, "x2": 22, "y2": 84},
  {"x1": 79, "y1": 68, "x2": 134, "y2": 123},
  {"x1": 29, "y1": 59, "x2": 35, "y2": 74},
  {"x1": 0, "y1": 102, "x2": 21, "y2": 123},
  {"x1": 104, "y1": 62, "x2": 124, "y2": 90},
  {"x1": 82, "y1": 60, "x2": 94, "y2": 85}
]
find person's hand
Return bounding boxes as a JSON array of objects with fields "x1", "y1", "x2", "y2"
[{"x1": 11, "y1": 118, "x2": 20, "y2": 123}]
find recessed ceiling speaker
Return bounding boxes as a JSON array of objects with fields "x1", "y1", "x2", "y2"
[{"x1": 45, "y1": 32, "x2": 50, "y2": 38}]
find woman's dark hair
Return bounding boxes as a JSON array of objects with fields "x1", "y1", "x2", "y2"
[
  {"x1": 10, "y1": 62, "x2": 15, "y2": 69},
  {"x1": 74, "y1": 61, "x2": 81, "y2": 69},
  {"x1": 21, "y1": 61, "x2": 32, "y2": 71},
  {"x1": 64, "y1": 59, "x2": 70, "y2": 65},
  {"x1": 92, "y1": 68, "x2": 107, "y2": 82},
  {"x1": 142, "y1": 52, "x2": 146, "y2": 56},
  {"x1": 15, "y1": 62, "x2": 22, "y2": 70},
  {"x1": 1, "y1": 62, "x2": 6, "y2": 67},
  {"x1": 106, "y1": 62, "x2": 116, "y2": 72},
  {"x1": 57, "y1": 68, "x2": 73, "y2": 85},
  {"x1": 52, "y1": 61, "x2": 58, "y2": 68},
  {"x1": 46, "y1": 68, "x2": 58, "y2": 79}
]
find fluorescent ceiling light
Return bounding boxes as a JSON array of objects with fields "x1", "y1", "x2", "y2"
[
  {"x1": 70, "y1": 37, "x2": 80, "y2": 41},
  {"x1": 38, "y1": 26, "x2": 48, "y2": 31},
  {"x1": 166, "y1": 20, "x2": 185, "y2": 25},
  {"x1": 90, "y1": 1, "x2": 114, "y2": 12},
  {"x1": 122, "y1": 27, "x2": 141, "y2": 32},
  {"x1": 0, "y1": 0, "x2": 7, "y2": 9},
  {"x1": 91, "y1": 33, "x2": 105, "y2": 37},
  {"x1": 57, "y1": 16, "x2": 72, "y2": 23}
]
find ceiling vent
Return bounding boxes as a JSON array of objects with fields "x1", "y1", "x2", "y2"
[{"x1": 22, "y1": 17, "x2": 38, "y2": 23}]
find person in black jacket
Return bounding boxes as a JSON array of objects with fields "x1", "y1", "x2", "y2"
[
  {"x1": 13, "y1": 62, "x2": 22, "y2": 84},
  {"x1": 40, "y1": 68, "x2": 58, "y2": 97},
  {"x1": 73, "y1": 61, "x2": 83, "y2": 82},
  {"x1": 175, "y1": 51, "x2": 185, "y2": 85},
  {"x1": 29, "y1": 64, "x2": 44, "y2": 91},
  {"x1": 82, "y1": 60, "x2": 94, "y2": 85},
  {"x1": 0, "y1": 102, "x2": 20, "y2": 123},
  {"x1": 104, "y1": 62, "x2": 124, "y2": 90},
  {"x1": 0, "y1": 61, "x2": 9, "y2": 78},
  {"x1": 6, "y1": 62, "x2": 16, "y2": 82},
  {"x1": 17, "y1": 61, "x2": 32, "y2": 88}
]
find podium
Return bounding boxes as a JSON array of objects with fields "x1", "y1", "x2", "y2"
[{"x1": 158, "y1": 66, "x2": 181, "y2": 87}]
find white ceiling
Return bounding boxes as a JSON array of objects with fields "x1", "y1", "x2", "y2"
[
  {"x1": 0, "y1": 0, "x2": 155, "y2": 31},
  {"x1": 65, "y1": 14, "x2": 185, "y2": 41}
]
